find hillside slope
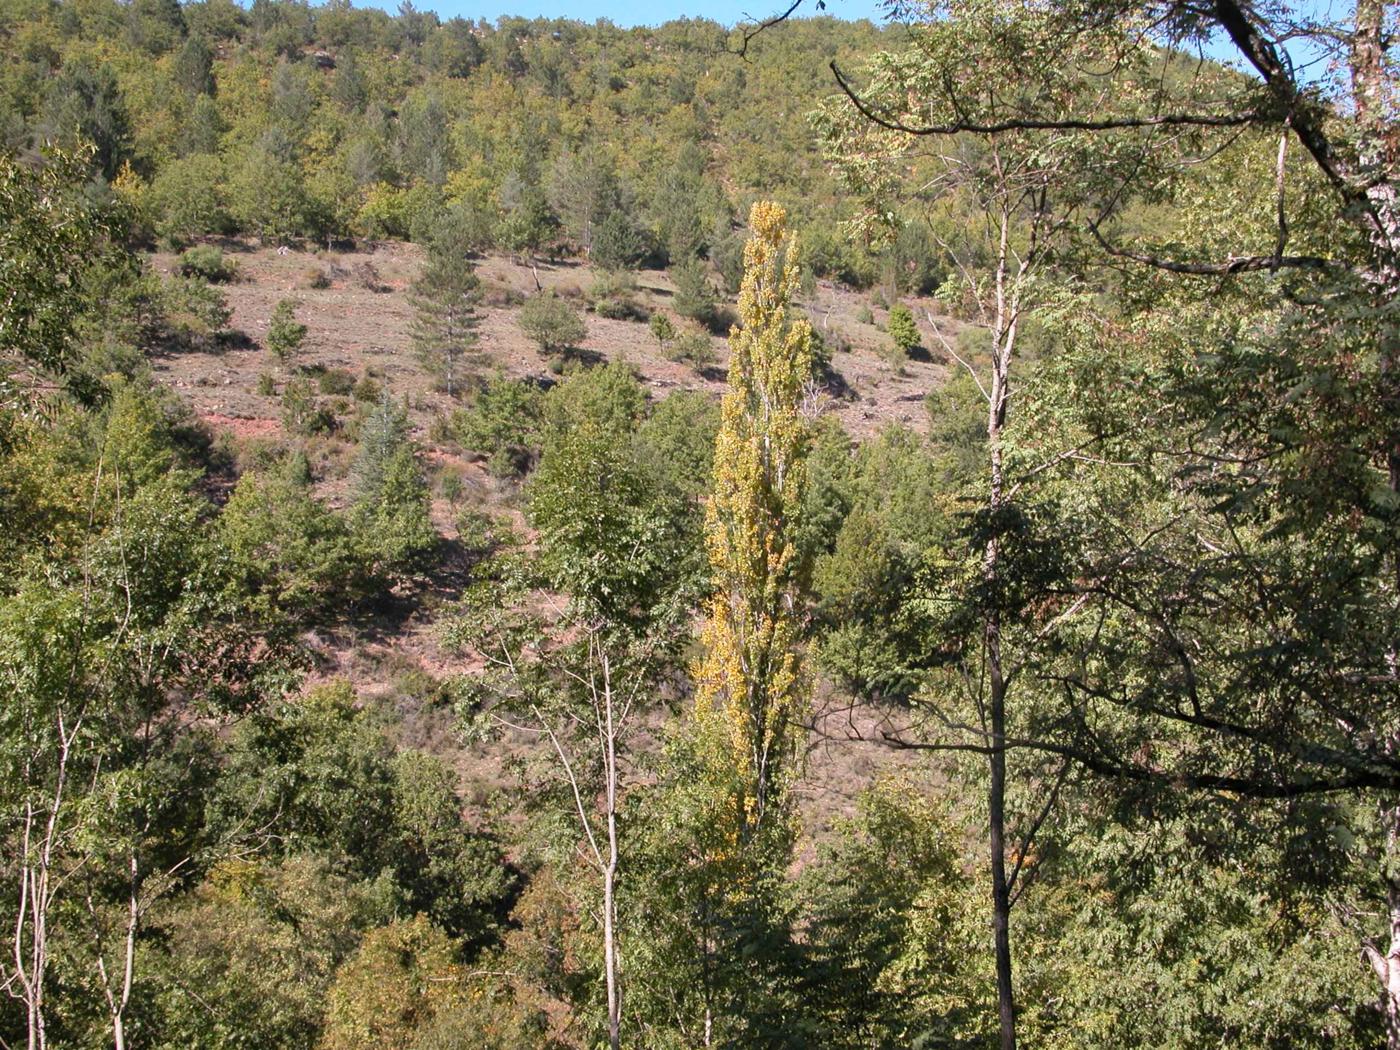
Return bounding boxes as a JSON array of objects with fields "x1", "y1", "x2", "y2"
[{"x1": 158, "y1": 235, "x2": 958, "y2": 833}]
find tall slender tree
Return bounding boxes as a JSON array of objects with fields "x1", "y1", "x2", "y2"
[
  {"x1": 693, "y1": 200, "x2": 814, "y2": 838},
  {"x1": 816, "y1": 7, "x2": 1166, "y2": 1044}
]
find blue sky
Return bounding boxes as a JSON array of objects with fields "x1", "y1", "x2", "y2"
[
  {"x1": 357, "y1": 0, "x2": 1347, "y2": 82},
  {"x1": 382, "y1": 0, "x2": 888, "y2": 27}
]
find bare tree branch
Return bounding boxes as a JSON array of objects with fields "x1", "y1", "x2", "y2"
[
  {"x1": 830, "y1": 60, "x2": 1264, "y2": 136},
  {"x1": 1086, "y1": 218, "x2": 1333, "y2": 274}
]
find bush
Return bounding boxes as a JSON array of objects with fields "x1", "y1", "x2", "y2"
[
  {"x1": 588, "y1": 271, "x2": 646, "y2": 320},
  {"x1": 352, "y1": 395, "x2": 438, "y2": 574},
  {"x1": 542, "y1": 360, "x2": 648, "y2": 438},
  {"x1": 710, "y1": 230, "x2": 746, "y2": 293},
  {"x1": 671, "y1": 257, "x2": 718, "y2": 329},
  {"x1": 318, "y1": 368, "x2": 356, "y2": 396},
  {"x1": 649, "y1": 312, "x2": 676, "y2": 349},
  {"x1": 146, "y1": 154, "x2": 227, "y2": 245},
  {"x1": 438, "y1": 465, "x2": 466, "y2": 506},
  {"x1": 321, "y1": 917, "x2": 462, "y2": 1050},
  {"x1": 354, "y1": 261, "x2": 387, "y2": 293},
  {"x1": 856, "y1": 304, "x2": 875, "y2": 325},
  {"x1": 281, "y1": 377, "x2": 336, "y2": 435},
  {"x1": 808, "y1": 327, "x2": 836, "y2": 377},
  {"x1": 161, "y1": 277, "x2": 232, "y2": 348},
  {"x1": 456, "y1": 508, "x2": 506, "y2": 552},
  {"x1": 634, "y1": 390, "x2": 721, "y2": 499},
  {"x1": 452, "y1": 375, "x2": 544, "y2": 478},
  {"x1": 301, "y1": 265, "x2": 332, "y2": 289},
  {"x1": 256, "y1": 372, "x2": 276, "y2": 396},
  {"x1": 266, "y1": 298, "x2": 307, "y2": 363},
  {"x1": 886, "y1": 303, "x2": 921, "y2": 358},
  {"x1": 216, "y1": 459, "x2": 360, "y2": 621},
  {"x1": 594, "y1": 296, "x2": 645, "y2": 321},
  {"x1": 353, "y1": 373, "x2": 383, "y2": 402},
  {"x1": 665, "y1": 327, "x2": 716, "y2": 369},
  {"x1": 518, "y1": 293, "x2": 586, "y2": 356},
  {"x1": 177, "y1": 245, "x2": 238, "y2": 283}
]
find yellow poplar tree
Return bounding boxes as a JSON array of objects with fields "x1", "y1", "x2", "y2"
[{"x1": 694, "y1": 200, "x2": 814, "y2": 836}]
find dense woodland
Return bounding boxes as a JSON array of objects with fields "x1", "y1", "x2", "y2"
[{"x1": 2, "y1": 0, "x2": 1399, "y2": 1047}]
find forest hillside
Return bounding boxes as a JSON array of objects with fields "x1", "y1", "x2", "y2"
[{"x1": 3, "y1": 0, "x2": 1398, "y2": 1047}]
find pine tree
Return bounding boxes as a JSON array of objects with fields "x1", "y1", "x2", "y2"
[
  {"x1": 693, "y1": 201, "x2": 814, "y2": 837},
  {"x1": 353, "y1": 393, "x2": 436, "y2": 572},
  {"x1": 409, "y1": 217, "x2": 481, "y2": 397},
  {"x1": 886, "y1": 302, "x2": 920, "y2": 357},
  {"x1": 266, "y1": 298, "x2": 306, "y2": 364}
]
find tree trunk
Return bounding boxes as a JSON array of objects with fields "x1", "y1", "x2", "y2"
[
  {"x1": 603, "y1": 854, "x2": 620, "y2": 1050},
  {"x1": 988, "y1": 646, "x2": 1016, "y2": 1050},
  {"x1": 983, "y1": 204, "x2": 1018, "y2": 1050},
  {"x1": 1364, "y1": 808, "x2": 1400, "y2": 1047},
  {"x1": 602, "y1": 656, "x2": 622, "y2": 1050},
  {"x1": 1351, "y1": 8, "x2": 1400, "y2": 1042}
]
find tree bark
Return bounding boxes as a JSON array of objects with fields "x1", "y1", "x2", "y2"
[
  {"x1": 602, "y1": 656, "x2": 622, "y2": 1050},
  {"x1": 988, "y1": 643, "x2": 1017, "y2": 1050},
  {"x1": 984, "y1": 203, "x2": 1018, "y2": 1050}
]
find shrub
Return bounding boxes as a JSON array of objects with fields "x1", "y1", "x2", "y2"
[
  {"x1": 649, "y1": 312, "x2": 676, "y2": 350},
  {"x1": 321, "y1": 917, "x2": 462, "y2": 1050},
  {"x1": 594, "y1": 296, "x2": 644, "y2": 320},
  {"x1": 808, "y1": 327, "x2": 835, "y2": 377},
  {"x1": 456, "y1": 508, "x2": 509, "y2": 554},
  {"x1": 588, "y1": 271, "x2": 645, "y2": 320},
  {"x1": 452, "y1": 375, "x2": 544, "y2": 478},
  {"x1": 216, "y1": 459, "x2": 361, "y2": 621},
  {"x1": 162, "y1": 277, "x2": 231, "y2": 348},
  {"x1": 318, "y1": 368, "x2": 356, "y2": 396},
  {"x1": 542, "y1": 360, "x2": 648, "y2": 438},
  {"x1": 353, "y1": 373, "x2": 383, "y2": 403},
  {"x1": 856, "y1": 304, "x2": 875, "y2": 325},
  {"x1": 281, "y1": 377, "x2": 335, "y2": 435},
  {"x1": 671, "y1": 257, "x2": 717, "y2": 329},
  {"x1": 301, "y1": 265, "x2": 332, "y2": 289},
  {"x1": 266, "y1": 298, "x2": 307, "y2": 363},
  {"x1": 954, "y1": 325, "x2": 992, "y2": 363},
  {"x1": 256, "y1": 372, "x2": 276, "y2": 396},
  {"x1": 518, "y1": 293, "x2": 586, "y2": 356},
  {"x1": 177, "y1": 244, "x2": 238, "y2": 283},
  {"x1": 354, "y1": 261, "x2": 387, "y2": 292},
  {"x1": 146, "y1": 154, "x2": 227, "y2": 245},
  {"x1": 665, "y1": 327, "x2": 716, "y2": 369},
  {"x1": 438, "y1": 466, "x2": 466, "y2": 505},
  {"x1": 886, "y1": 302, "x2": 921, "y2": 358},
  {"x1": 352, "y1": 395, "x2": 437, "y2": 574},
  {"x1": 634, "y1": 390, "x2": 721, "y2": 499}
]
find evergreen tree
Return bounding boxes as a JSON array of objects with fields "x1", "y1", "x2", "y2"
[
  {"x1": 37, "y1": 58, "x2": 132, "y2": 180},
  {"x1": 886, "y1": 302, "x2": 920, "y2": 357},
  {"x1": 518, "y1": 293, "x2": 586, "y2": 357},
  {"x1": 173, "y1": 33, "x2": 215, "y2": 96},
  {"x1": 671, "y1": 257, "x2": 718, "y2": 330},
  {"x1": 331, "y1": 47, "x2": 368, "y2": 112},
  {"x1": 265, "y1": 298, "x2": 306, "y2": 364},
  {"x1": 590, "y1": 208, "x2": 644, "y2": 273},
  {"x1": 352, "y1": 393, "x2": 436, "y2": 573},
  {"x1": 409, "y1": 214, "x2": 481, "y2": 397},
  {"x1": 181, "y1": 94, "x2": 222, "y2": 155}
]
